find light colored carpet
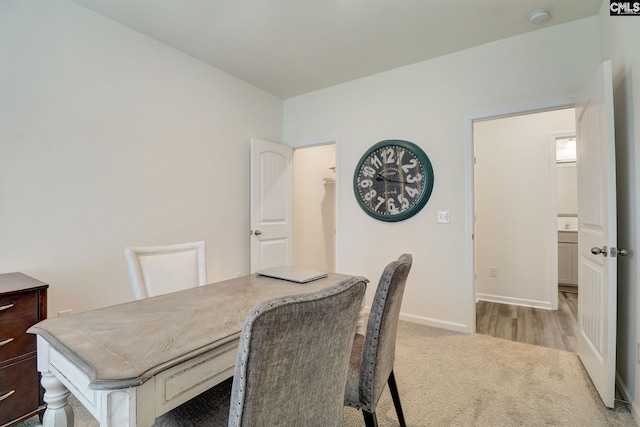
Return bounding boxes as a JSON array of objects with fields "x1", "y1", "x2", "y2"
[
  {"x1": 16, "y1": 321, "x2": 636, "y2": 426},
  {"x1": 344, "y1": 322, "x2": 635, "y2": 426}
]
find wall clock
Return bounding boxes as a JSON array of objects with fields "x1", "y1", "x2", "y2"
[{"x1": 353, "y1": 140, "x2": 434, "y2": 222}]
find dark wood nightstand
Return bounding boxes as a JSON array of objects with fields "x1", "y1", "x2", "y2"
[{"x1": 0, "y1": 273, "x2": 48, "y2": 427}]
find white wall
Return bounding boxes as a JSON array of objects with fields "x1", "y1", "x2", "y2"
[
  {"x1": 292, "y1": 144, "x2": 336, "y2": 271},
  {"x1": 598, "y1": 0, "x2": 640, "y2": 421},
  {"x1": 0, "y1": 0, "x2": 282, "y2": 316},
  {"x1": 284, "y1": 18, "x2": 600, "y2": 331},
  {"x1": 474, "y1": 109, "x2": 575, "y2": 308}
]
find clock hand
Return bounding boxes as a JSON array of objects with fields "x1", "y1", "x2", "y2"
[{"x1": 375, "y1": 172, "x2": 404, "y2": 184}]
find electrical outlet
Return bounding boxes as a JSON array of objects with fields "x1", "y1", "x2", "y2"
[
  {"x1": 490, "y1": 266, "x2": 498, "y2": 278},
  {"x1": 58, "y1": 309, "x2": 72, "y2": 317}
]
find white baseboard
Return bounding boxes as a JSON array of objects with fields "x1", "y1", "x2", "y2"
[
  {"x1": 361, "y1": 306, "x2": 470, "y2": 333},
  {"x1": 616, "y1": 372, "x2": 640, "y2": 425},
  {"x1": 399, "y1": 312, "x2": 470, "y2": 333},
  {"x1": 476, "y1": 293, "x2": 552, "y2": 310}
]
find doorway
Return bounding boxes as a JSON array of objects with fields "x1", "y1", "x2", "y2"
[
  {"x1": 473, "y1": 108, "x2": 577, "y2": 352},
  {"x1": 292, "y1": 143, "x2": 336, "y2": 272},
  {"x1": 555, "y1": 134, "x2": 579, "y2": 294}
]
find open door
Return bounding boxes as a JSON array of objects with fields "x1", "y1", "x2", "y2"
[
  {"x1": 250, "y1": 138, "x2": 293, "y2": 273},
  {"x1": 576, "y1": 60, "x2": 619, "y2": 408}
]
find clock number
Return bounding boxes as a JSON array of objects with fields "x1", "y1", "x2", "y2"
[
  {"x1": 370, "y1": 155, "x2": 383, "y2": 169},
  {"x1": 363, "y1": 189, "x2": 377, "y2": 202},
  {"x1": 405, "y1": 186, "x2": 419, "y2": 198},
  {"x1": 398, "y1": 194, "x2": 410, "y2": 211},
  {"x1": 387, "y1": 198, "x2": 399, "y2": 214},
  {"x1": 375, "y1": 196, "x2": 386, "y2": 211},
  {"x1": 406, "y1": 173, "x2": 423, "y2": 184},
  {"x1": 359, "y1": 179, "x2": 373, "y2": 188},
  {"x1": 362, "y1": 166, "x2": 376, "y2": 178},
  {"x1": 381, "y1": 148, "x2": 395, "y2": 164},
  {"x1": 401, "y1": 158, "x2": 418, "y2": 173},
  {"x1": 396, "y1": 150, "x2": 406, "y2": 166}
]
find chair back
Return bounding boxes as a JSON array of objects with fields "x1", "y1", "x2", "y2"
[
  {"x1": 124, "y1": 241, "x2": 207, "y2": 300},
  {"x1": 229, "y1": 276, "x2": 367, "y2": 427},
  {"x1": 359, "y1": 254, "x2": 412, "y2": 411}
]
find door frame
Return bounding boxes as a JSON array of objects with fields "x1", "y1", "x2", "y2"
[
  {"x1": 288, "y1": 136, "x2": 340, "y2": 272},
  {"x1": 464, "y1": 98, "x2": 576, "y2": 333}
]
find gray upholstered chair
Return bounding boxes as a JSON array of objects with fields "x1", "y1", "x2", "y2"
[
  {"x1": 124, "y1": 241, "x2": 207, "y2": 300},
  {"x1": 344, "y1": 254, "x2": 412, "y2": 427},
  {"x1": 154, "y1": 276, "x2": 367, "y2": 427}
]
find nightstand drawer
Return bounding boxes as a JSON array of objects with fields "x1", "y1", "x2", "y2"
[
  {"x1": 0, "y1": 291, "x2": 37, "y2": 319},
  {"x1": 0, "y1": 312, "x2": 38, "y2": 363},
  {"x1": 0, "y1": 356, "x2": 40, "y2": 426}
]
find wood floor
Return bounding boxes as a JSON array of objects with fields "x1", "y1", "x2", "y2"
[{"x1": 476, "y1": 291, "x2": 578, "y2": 352}]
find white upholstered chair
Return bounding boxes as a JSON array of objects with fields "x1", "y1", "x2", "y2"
[{"x1": 124, "y1": 241, "x2": 207, "y2": 300}]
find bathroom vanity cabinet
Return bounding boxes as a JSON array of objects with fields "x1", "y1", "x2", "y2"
[{"x1": 558, "y1": 231, "x2": 578, "y2": 287}]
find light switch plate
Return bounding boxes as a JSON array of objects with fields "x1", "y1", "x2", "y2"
[{"x1": 437, "y1": 210, "x2": 451, "y2": 223}]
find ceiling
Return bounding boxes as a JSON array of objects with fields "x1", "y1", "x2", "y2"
[{"x1": 71, "y1": 0, "x2": 602, "y2": 99}]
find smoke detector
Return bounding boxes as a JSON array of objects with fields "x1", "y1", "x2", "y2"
[{"x1": 528, "y1": 9, "x2": 550, "y2": 24}]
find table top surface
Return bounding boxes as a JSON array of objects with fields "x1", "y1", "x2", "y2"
[{"x1": 28, "y1": 273, "x2": 363, "y2": 390}]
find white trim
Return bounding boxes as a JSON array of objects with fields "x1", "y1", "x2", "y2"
[
  {"x1": 465, "y1": 98, "x2": 577, "y2": 333},
  {"x1": 287, "y1": 136, "x2": 341, "y2": 272},
  {"x1": 360, "y1": 306, "x2": 469, "y2": 333},
  {"x1": 466, "y1": 99, "x2": 578, "y2": 125},
  {"x1": 549, "y1": 134, "x2": 559, "y2": 310},
  {"x1": 476, "y1": 293, "x2": 553, "y2": 310},
  {"x1": 463, "y1": 114, "x2": 476, "y2": 334},
  {"x1": 398, "y1": 313, "x2": 469, "y2": 333},
  {"x1": 616, "y1": 372, "x2": 640, "y2": 425},
  {"x1": 288, "y1": 136, "x2": 339, "y2": 149}
]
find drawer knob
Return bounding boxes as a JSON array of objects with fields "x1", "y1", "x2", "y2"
[
  {"x1": 0, "y1": 304, "x2": 15, "y2": 312},
  {"x1": 0, "y1": 338, "x2": 14, "y2": 347},
  {"x1": 0, "y1": 390, "x2": 15, "y2": 402}
]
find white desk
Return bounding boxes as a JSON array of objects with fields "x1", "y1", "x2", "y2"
[{"x1": 28, "y1": 273, "x2": 367, "y2": 427}]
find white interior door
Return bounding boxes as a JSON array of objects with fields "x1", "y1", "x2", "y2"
[
  {"x1": 250, "y1": 138, "x2": 293, "y2": 272},
  {"x1": 576, "y1": 60, "x2": 617, "y2": 408}
]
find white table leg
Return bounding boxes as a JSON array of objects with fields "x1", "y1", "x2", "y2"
[
  {"x1": 97, "y1": 380, "x2": 155, "y2": 427},
  {"x1": 41, "y1": 372, "x2": 74, "y2": 427}
]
